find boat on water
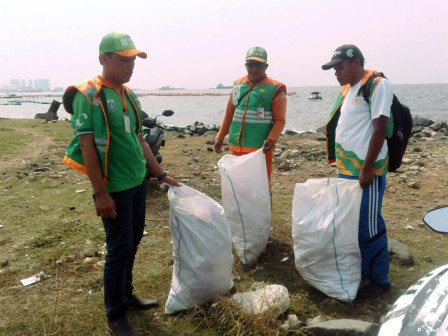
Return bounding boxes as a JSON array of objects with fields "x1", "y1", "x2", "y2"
[
  {"x1": 308, "y1": 91, "x2": 322, "y2": 100},
  {"x1": 213, "y1": 83, "x2": 232, "y2": 89}
]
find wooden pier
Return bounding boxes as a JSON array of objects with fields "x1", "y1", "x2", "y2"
[{"x1": 0, "y1": 93, "x2": 62, "y2": 106}]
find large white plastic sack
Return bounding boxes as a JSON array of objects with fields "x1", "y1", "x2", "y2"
[
  {"x1": 165, "y1": 185, "x2": 234, "y2": 315},
  {"x1": 292, "y1": 178, "x2": 363, "y2": 301},
  {"x1": 218, "y1": 149, "x2": 271, "y2": 265}
]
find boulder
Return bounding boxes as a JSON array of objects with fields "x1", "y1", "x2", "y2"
[{"x1": 231, "y1": 284, "x2": 290, "y2": 319}]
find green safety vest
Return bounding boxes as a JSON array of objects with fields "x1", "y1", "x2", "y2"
[
  {"x1": 62, "y1": 76, "x2": 142, "y2": 183},
  {"x1": 229, "y1": 76, "x2": 285, "y2": 150}
]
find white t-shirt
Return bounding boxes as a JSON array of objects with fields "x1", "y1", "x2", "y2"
[{"x1": 336, "y1": 78, "x2": 393, "y2": 161}]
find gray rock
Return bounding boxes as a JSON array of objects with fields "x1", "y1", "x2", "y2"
[
  {"x1": 284, "y1": 129, "x2": 299, "y2": 135},
  {"x1": 305, "y1": 319, "x2": 380, "y2": 336},
  {"x1": 280, "y1": 314, "x2": 304, "y2": 330},
  {"x1": 413, "y1": 116, "x2": 434, "y2": 127},
  {"x1": 202, "y1": 130, "x2": 217, "y2": 137},
  {"x1": 388, "y1": 238, "x2": 414, "y2": 265},
  {"x1": 82, "y1": 249, "x2": 97, "y2": 258},
  {"x1": 430, "y1": 121, "x2": 448, "y2": 132},
  {"x1": 407, "y1": 181, "x2": 420, "y2": 189},
  {"x1": 231, "y1": 284, "x2": 290, "y2": 319},
  {"x1": 281, "y1": 149, "x2": 301, "y2": 159}
]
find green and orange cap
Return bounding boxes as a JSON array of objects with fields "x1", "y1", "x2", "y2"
[
  {"x1": 99, "y1": 32, "x2": 147, "y2": 59},
  {"x1": 246, "y1": 46, "x2": 267, "y2": 63}
]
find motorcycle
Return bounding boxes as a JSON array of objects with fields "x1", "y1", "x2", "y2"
[{"x1": 141, "y1": 109, "x2": 174, "y2": 176}]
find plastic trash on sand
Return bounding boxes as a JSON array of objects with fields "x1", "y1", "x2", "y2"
[{"x1": 20, "y1": 271, "x2": 47, "y2": 286}]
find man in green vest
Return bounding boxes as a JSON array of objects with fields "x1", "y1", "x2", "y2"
[
  {"x1": 63, "y1": 32, "x2": 179, "y2": 336},
  {"x1": 214, "y1": 46, "x2": 287, "y2": 189}
]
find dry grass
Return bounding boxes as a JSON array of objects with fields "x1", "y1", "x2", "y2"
[{"x1": 0, "y1": 118, "x2": 447, "y2": 335}]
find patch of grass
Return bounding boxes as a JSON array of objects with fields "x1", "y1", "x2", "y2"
[{"x1": 0, "y1": 124, "x2": 29, "y2": 154}]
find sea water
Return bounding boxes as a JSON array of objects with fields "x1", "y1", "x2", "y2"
[{"x1": 0, "y1": 84, "x2": 447, "y2": 133}]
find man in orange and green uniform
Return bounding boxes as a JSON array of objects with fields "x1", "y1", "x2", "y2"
[
  {"x1": 214, "y1": 46, "x2": 287, "y2": 188},
  {"x1": 63, "y1": 32, "x2": 178, "y2": 336},
  {"x1": 323, "y1": 44, "x2": 393, "y2": 298}
]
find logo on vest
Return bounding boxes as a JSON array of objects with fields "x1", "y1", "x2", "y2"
[
  {"x1": 75, "y1": 113, "x2": 88, "y2": 128},
  {"x1": 352, "y1": 97, "x2": 362, "y2": 105},
  {"x1": 232, "y1": 85, "x2": 241, "y2": 106},
  {"x1": 107, "y1": 100, "x2": 116, "y2": 111}
]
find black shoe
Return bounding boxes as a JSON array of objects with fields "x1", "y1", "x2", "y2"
[
  {"x1": 107, "y1": 317, "x2": 138, "y2": 336},
  {"x1": 357, "y1": 282, "x2": 391, "y2": 298},
  {"x1": 128, "y1": 294, "x2": 159, "y2": 310}
]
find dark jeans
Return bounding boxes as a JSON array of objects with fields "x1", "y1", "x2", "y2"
[{"x1": 95, "y1": 179, "x2": 147, "y2": 321}]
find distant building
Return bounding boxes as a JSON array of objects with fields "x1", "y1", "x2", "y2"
[
  {"x1": 34, "y1": 79, "x2": 50, "y2": 91},
  {"x1": 3, "y1": 78, "x2": 52, "y2": 92},
  {"x1": 10, "y1": 79, "x2": 20, "y2": 89}
]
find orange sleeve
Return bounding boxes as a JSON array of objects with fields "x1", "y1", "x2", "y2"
[
  {"x1": 267, "y1": 91, "x2": 287, "y2": 140},
  {"x1": 216, "y1": 95, "x2": 235, "y2": 140}
]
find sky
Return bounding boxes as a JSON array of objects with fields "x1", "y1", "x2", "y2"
[{"x1": 1, "y1": 0, "x2": 447, "y2": 90}]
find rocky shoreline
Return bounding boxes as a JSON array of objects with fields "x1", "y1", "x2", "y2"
[{"x1": 162, "y1": 115, "x2": 448, "y2": 140}]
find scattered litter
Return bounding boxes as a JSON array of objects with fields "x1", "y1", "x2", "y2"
[
  {"x1": 88, "y1": 289, "x2": 94, "y2": 295},
  {"x1": 143, "y1": 230, "x2": 149, "y2": 236},
  {"x1": 0, "y1": 225, "x2": 3, "y2": 229},
  {"x1": 181, "y1": 178, "x2": 190, "y2": 183},
  {"x1": 75, "y1": 189, "x2": 86, "y2": 194},
  {"x1": 20, "y1": 271, "x2": 47, "y2": 286},
  {"x1": 281, "y1": 256, "x2": 290, "y2": 263}
]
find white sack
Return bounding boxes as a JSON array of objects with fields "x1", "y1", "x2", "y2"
[
  {"x1": 292, "y1": 178, "x2": 363, "y2": 301},
  {"x1": 218, "y1": 149, "x2": 271, "y2": 265},
  {"x1": 165, "y1": 185, "x2": 234, "y2": 315}
]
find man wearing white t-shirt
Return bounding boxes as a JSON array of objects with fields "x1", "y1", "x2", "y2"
[{"x1": 322, "y1": 44, "x2": 393, "y2": 298}]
